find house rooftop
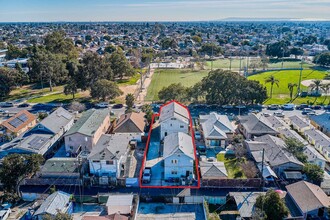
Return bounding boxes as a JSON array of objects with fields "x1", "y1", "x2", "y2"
[
  {"x1": 39, "y1": 107, "x2": 74, "y2": 134},
  {"x1": 163, "y1": 132, "x2": 194, "y2": 159},
  {"x1": 230, "y1": 192, "x2": 266, "y2": 218},
  {"x1": 239, "y1": 114, "x2": 279, "y2": 135},
  {"x1": 309, "y1": 112, "x2": 330, "y2": 132},
  {"x1": 34, "y1": 191, "x2": 71, "y2": 216},
  {"x1": 200, "y1": 112, "x2": 234, "y2": 140},
  {"x1": 65, "y1": 109, "x2": 109, "y2": 137},
  {"x1": 288, "y1": 115, "x2": 310, "y2": 129},
  {"x1": 200, "y1": 161, "x2": 228, "y2": 178},
  {"x1": 88, "y1": 133, "x2": 132, "y2": 160},
  {"x1": 1, "y1": 110, "x2": 36, "y2": 133},
  {"x1": 113, "y1": 112, "x2": 145, "y2": 133},
  {"x1": 159, "y1": 101, "x2": 189, "y2": 124},
  {"x1": 106, "y1": 194, "x2": 134, "y2": 207},
  {"x1": 286, "y1": 180, "x2": 330, "y2": 213},
  {"x1": 305, "y1": 129, "x2": 330, "y2": 150},
  {"x1": 41, "y1": 157, "x2": 80, "y2": 174}
]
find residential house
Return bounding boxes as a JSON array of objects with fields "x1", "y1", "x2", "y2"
[
  {"x1": 304, "y1": 128, "x2": 330, "y2": 161},
  {"x1": 245, "y1": 135, "x2": 304, "y2": 176},
  {"x1": 106, "y1": 194, "x2": 134, "y2": 216},
  {"x1": 33, "y1": 191, "x2": 73, "y2": 220},
  {"x1": 304, "y1": 145, "x2": 326, "y2": 169},
  {"x1": 199, "y1": 112, "x2": 235, "y2": 148},
  {"x1": 163, "y1": 132, "x2": 195, "y2": 180},
  {"x1": 229, "y1": 192, "x2": 266, "y2": 219},
  {"x1": 159, "y1": 101, "x2": 190, "y2": 140},
  {"x1": 200, "y1": 161, "x2": 228, "y2": 180},
  {"x1": 238, "y1": 114, "x2": 279, "y2": 139},
  {"x1": 288, "y1": 115, "x2": 311, "y2": 134},
  {"x1": 278, "y1": 127, "x2": 308, "y2": 146},
  {"x1": 0, "y1": 110, "x2": 37, "y2": 139},
  {"x1": 25, "y1": 157, "x2": 82, "y2": 186},
  {"x1": 112, "y1": 112, "x2": 146, "y2": 142},
  {"x1": 0, "y1": 107, "x2": 74, "y2": 158},
  {"x1": 286, "y1": 181, "x2": 330, "y2": 218},
  {"x1": 88, "y1": 133, "x2": 131, "y2": 179},
  {"x1": 309, "y1": 112, "x2": 330, "y2": 137},
  {"x1": 65, "y1": 109, "x2": 111, "y2": 154}
]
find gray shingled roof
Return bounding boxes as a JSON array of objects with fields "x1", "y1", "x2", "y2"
[
  {"x1": 200, "y1": 161, "x2": 228, "y2": 178},
  {"x1": 246, "y1": 135, "x2": 304, "y2": 168},
  {"x1": 34, "y1": 191, "x2": 71, "y2": 216},
  {"x1": 88, "y1": 134, "x2": 131, "y2": 160},
  {"x1": 200, "y1": 112, "x2": 234, "y2": 140},
  {"x1": 159, "y1": 102, "x2": 189, "y2": 124},
  {"x1": 230, "y1": 192, "x2": 266, "y2": 218},
  {"x1": 288, "y1": 115, "x2": 310, "y2": 129},
  {"x1": 304, "y1": 129, "x2": 330, "y2": 150},
  {"x1": 239, "y1": 114, "x2": 279, "y2": 135},
  {"x1": 163, "y1": 132, "x2": 194, "y2": 159},
  {"x1": 65, "y1": 109, "x2": 109, "y2": 137},
  {"x1": 279, "y1": 127, "x2": 308, "y2": 145},
  {"x1": 304, "y1": 145, "x2": 326, "y2": 162},
  {"x1": 40, "y1": 107, "x2": 74, "y2": 134}
]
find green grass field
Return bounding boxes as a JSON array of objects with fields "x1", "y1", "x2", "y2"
[
  {"x1": 217, "y1": 153, "x2": 246, "y2": 179},
  {"x1": 248, "y1": 69, "x2": 329, "y2": 104},
  {"x1": 145, "y1": 69, "x2": 209, "y2": 101},
  {"x1": 27, "y1": 92, "x2": 85, "y2": 103},
  {"x1": 205, "y1": 58, "x2": 311, "y2": 70}
]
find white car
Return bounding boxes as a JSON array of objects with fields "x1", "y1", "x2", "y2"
[
  {"x1": 274, "y1": 112, "x2": 285, "y2": 117},
  {"x1": 95, "y1": 102, "x2": 109, "y2": 108},
  {"x1": 282, "y1": 103, "x2": 295, "y2": 110}
]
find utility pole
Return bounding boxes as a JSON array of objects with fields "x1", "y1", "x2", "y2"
[
  {"x1": 281, "y1": 47, "x2": 285, "y2": 69},
  {"x1": 211, "y1": 42, "x2": 214, "y2": 71},
  {"x1": 229, "y1": 53, "x2": 232, "y2": 71},
  {"x1": 297, "y1": 59, "x2": 303, "y2": 96}
]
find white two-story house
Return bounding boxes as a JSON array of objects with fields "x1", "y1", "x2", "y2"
[
  {"x1": 159, "y1": 101, "x2": 190, "y2": 140},
  {"x1": 163, "y1": 132, "x2": 195, "y2": 180}
]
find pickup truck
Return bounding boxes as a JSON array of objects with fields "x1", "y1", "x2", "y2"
[{"x1": 142, "y1": 167, "x2": 152, "y2": 183}]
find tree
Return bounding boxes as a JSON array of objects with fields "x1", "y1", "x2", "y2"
[
  {"x1": 192, "y1": 35, "x2": 202, "y2": 44},
  {"x1": 287, "y1": 83, "x2": 297, "y2": 101},
  {"x1": 0, "y1": 67, "x2": 23, "y2": 100},
  {"x1": 284, "y1": 138, "x2": 307, "y2": 163},
  {"x1": 6, "y1": 44, "x2": 28, "y2": 60},
  {"x1": 290, "y1": 47, "x2": 304, "y2": 59},
  {"x1": 266, "y1": 41, "x2": 290, "y2": 58},
  {"x1": 199, "y1": 43, "x2": 223, "y2": 56},
  {"x1": 141, "y1": 104, "x2": 153, "y2": 124},
  {"x1": 255, "y1": 189, "x2": 289, "y2": 220},
  {"x1": 0, "y1": 154, "x2": 43, "y2": 196},
  {"x1": 44, "y1": 212, "x2": 73, "y2": 220},
  {"x1": 77, "y1": 51, "x2": 113, "y2": 90},
  {"x1": 44, "y1": 31, "x2": 78, "y2": 60},
  {"x1": 309, "y1": 79, "x2": 322, "y2": 95},
  {"x1": 104, "y1": 45, "x2": 116, "y2": 54},
  {"x1": 125, "y1": 93, "x2": 135, "y2": 109},
  {"x1": 158, "y1": 83, "x2": 189, "y2": 102},
  {"x1": 108, "y1": 49, "x2": 134, "y2": 79},
  {"x1": 68, "y1": 101, "x2": 86, "y2": 112},
  {"x1": 160, "y1": 37, "x2": 177, "y2": 49},
  {"x1": 265, "y1": 75, "x2": 279, "y2": 98},
  {"x1": 314, "y1": 52, "x2": 330, "y2": 67},
  {"x1": 321, "y1": 83, "x2": 330, "y2": 104},
  {"x1": 303, "y1": 163, "x2": 324, "y2": 184},
  {"x1": 302, "y1": 35, "x2": 317, "y2": 45},
  {"x1": 90, "y1": 79, "x2": 123, "y2": 101}
]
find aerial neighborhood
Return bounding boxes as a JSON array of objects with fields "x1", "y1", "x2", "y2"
[{"x1": 0, "y1": 17, "x2": 330, "y2": 220}]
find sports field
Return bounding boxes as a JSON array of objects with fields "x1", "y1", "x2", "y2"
[
  {"x1": 248, "y1": 69, "x2": 329, "y2": 104},
  {"x1": 145, "y1": 69, "x2": 209, "y2": 101}
]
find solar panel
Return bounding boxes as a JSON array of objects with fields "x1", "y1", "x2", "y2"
[
  {"x1": 8, "y1": 118, "x2": 24, "y2": 128},
  {"x1": 17, "y1": 113, "x2": 28, "y2": 122},
  {"x1": 28, "y1": 136, "x2": 47, "y2": 150}
]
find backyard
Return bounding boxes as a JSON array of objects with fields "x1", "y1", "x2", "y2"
[
  {"x1": 217, "y1": 153, "x2": 247, "y2": 179},
  {"x1": 145, "y1": 69, "x2": 209, "y2": 101}
]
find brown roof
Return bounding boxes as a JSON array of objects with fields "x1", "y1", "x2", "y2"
[
  {"x1": 286, "y1": 181, "x2": 330, "y2": 212},
  {"x1": 1, "y1": 110, "x2": 36, "y2": 133},
  {"x1": 113, "y1": 112, "x2": 145, "y2": 133}
]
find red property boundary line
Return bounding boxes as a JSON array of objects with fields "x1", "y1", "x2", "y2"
[{"x1": 139, "y1": 100, "x2": 201, "y2": 189}]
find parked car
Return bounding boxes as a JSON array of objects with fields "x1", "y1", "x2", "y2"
[
  {"x1": 1, "y1": 102, "x2": 14, "y2": 108},
  {"x1": 95, "y1": 102, "x2": 109, "y2": 108},
  {"x1": 296, "y1": 104, "x2": 309, "y2": 110},
  {"x1": 197, "y1": 145, "x2": 206, "y2": 155},
  {"x1": 0, "y1": 109, "x2": 8, "y2": 113},
  {"x1": 282, "y1": 103, "x2": 295, "y2": 110},
  {"x1": 267, "y1": 104, "x2": 279, "y2": 110},
  {"x1": 142, "y1": 167, "x2": 152, "y2": 183},
  {"x1": 112, "y1": 104, "x2": 124, "y2": 109},
  {"x1": 324, "y1": 105, "x2": 330, "y2": 111},
  {"x1": 311, "y1": 105, "x2": 322, "y2": 110},
  {"x1": 262, "y1": 113, "x2": 271, "y2": 117},
  {"x1": 194, "y1": 131, "x2": 201, "y2": 140},
  {"x1": 18, "y1": 103, "x2": 30, "y2": 108},
  {"x1": 274, "y1": 112, "x2": 285, "y2": 117},
  {"x1": 0, "y1": 204, "x2": 11, "y2": 220},
  {"x1": 302, "y1": 108, "x2": 315, "y2": 115}
]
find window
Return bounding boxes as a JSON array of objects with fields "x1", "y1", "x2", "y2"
[
  {"x1": 69, "y1": 137, "x2": 72, "y2": 141},
  {"x1": 171, "y1": 159, "x2": 178, "y2": 164},
  {"x1": 170, "y1": 124, "x2": 172, "y2": 127},
  {"x1": 106, "y1": 160, "x2": 114, "y2": 165},
  {"x1": 180, "y1": 125, "x2": 184, "y2": 128},
  {"x1": 93, "y1": 160, "x2": 100, "y2": 163},
  {"x1": 171, "y1": 170, "x2": 177, "y2": 175}
]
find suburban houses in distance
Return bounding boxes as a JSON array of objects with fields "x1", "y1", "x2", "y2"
[{"x1": 0, "y1": 14, "x2": 330, "y2": 219}]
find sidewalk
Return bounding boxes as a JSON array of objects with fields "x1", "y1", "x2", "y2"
[{"x1": 137, "y1": 69, "x2": 155, "y2": 104}]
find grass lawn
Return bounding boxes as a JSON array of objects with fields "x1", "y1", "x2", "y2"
[
  {"x1": 145, "y1": 69, "x2": 209, "y2": 101},
  {"x1": 27, "y1": 92, "x2": 87, "y2": 103},
  {"x1": 217, "y1": 153, "x2": 246, "y2": 179},
  {"x1": 7, "y1": 85, "x2": 64, "y2": 101},
  {"x1": 248, "y1": 69, "x2": 329, "y2": 104},
  {"x1": 116, "y1": 73, "x2": 140, "y2": 86},
  {"x1": 205, "y1": 58, "x2": 311, "y2": 70}
]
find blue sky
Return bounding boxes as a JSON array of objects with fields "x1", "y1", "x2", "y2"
[{"x1": 1, "y1": 0, "x2": 329, "y2": 22}]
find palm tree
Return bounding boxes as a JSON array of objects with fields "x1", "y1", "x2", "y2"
[
  {"x1": 265, "y1": 75, "x2": 279, "y2": 98},
  {"x1": 321, "y1": 83, "x2": 330, "y2": 104},
  {"x1": 287, "y1": 83, "x2": 297, "y2": 101},
  {"x1": 309, "y1": 79, "x2": 322, "y2": 95}
]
